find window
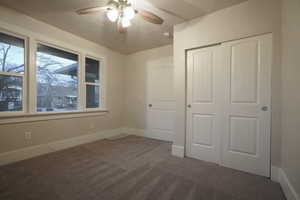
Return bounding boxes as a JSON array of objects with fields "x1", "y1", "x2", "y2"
[
  {"x1": 0, "y1": 29, "x2": 106, "y2": 119},
  {"x1": 0, "y1": 32, "x2": 25, "y2": 112},
  {"x1": 36, "y1": 44, "x2": 79, "y2": 112},
  {"x1": 85, "y1": 57, "x2": 101, "y2": 109}
]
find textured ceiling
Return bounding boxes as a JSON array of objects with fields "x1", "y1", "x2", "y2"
[{"x1": 0, "y1": 0, "x2": 247, "y2": 54}]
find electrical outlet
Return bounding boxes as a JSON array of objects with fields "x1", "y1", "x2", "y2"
[{"x1": 25, "y1": 132, "x2": 32, "y2": 140}]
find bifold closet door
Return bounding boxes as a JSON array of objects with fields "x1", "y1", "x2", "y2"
[
  {"x1": 221, "y1": 34, "x2": 272, "y2": 177},
  {"x1": 186, "y1": 34, "x2": 272, "y2": 177},
  {"x1": 186, "y1": 46, "x2": 224, "y2": 164}
]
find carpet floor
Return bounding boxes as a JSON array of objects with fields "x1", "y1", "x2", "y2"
[{"x1": 0, "y1": 135, "x2": 285, "y2": 200}]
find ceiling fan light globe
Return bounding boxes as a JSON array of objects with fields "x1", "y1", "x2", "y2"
[
  {"x1": 107, "y1": 9, "x2": 119, "y2": 22},
  {"x1": 124, "y1": 6, "x2": 135, "y2": 20},
  {"x1": 121, "y1": 17, "x2": 131, "y2": 28}
]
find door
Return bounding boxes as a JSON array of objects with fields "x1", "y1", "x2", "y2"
[
  {"x1": 186, "y1": 34, "x2": 272, "y2": 177},
  {"x1": 186, "y1": 45, "x2": 224, "y2": 164},
  {"x1": 146, "y1": 57, "x2": 175, "y2": 142},
  {"x1": 221, "y1": 34, "x2": 272, "y2": 177}
]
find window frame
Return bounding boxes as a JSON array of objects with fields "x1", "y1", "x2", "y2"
[
  {"x1": 34, "y1": 41, "x2": 81, "y2": 114},
  {"x1": 84, "y1": 55, "x2": 104, "y2": 111},
  {"x1": 0, "y1": 29, "x2": 28, "y2": 117},
  {"x1": 0, "y1": 27, "x2": 108, "y2": 121}
]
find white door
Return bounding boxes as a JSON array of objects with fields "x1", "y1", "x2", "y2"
[
  {"x1": 146, "y1": 57, "x2": 175, "y2": 142},
  {"x1": 221, "y1": 34, "x2": 272, "y2": 177},
  {"x1": 186, "y1": 34, "x2": 272, "y2": 177},
  {"x1": 186, "y1": 46, "x2": 224, "y2": 164}
]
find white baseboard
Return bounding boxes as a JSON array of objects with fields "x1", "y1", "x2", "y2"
[
  {"x1": 120, "y1": 127, "x2": 145, "y2": 137},
  {"x1": 172, "y1": 145, "x2": 185, "y2": 158},
  {"x1": 0, "y1": 127, "x2": 174, "y2": 167},
  {"x1": 272, "y1": 165, "x2": 299, "y2": 200},
  {"x1": 0, "y1": 128, "x2": 123, "y2": 166},
  {"x1": 278, "y1": 168, "x2": 300, "y2": 200},
  {"x1": 121, "y1": 127, "x2": 174, "y2": 142},
  {"x1": 271, "y1": 165, "x2": 280, "y2": 182},
  {"x1": 144, "y1": 130, "x2": 174, "y2": 142}
]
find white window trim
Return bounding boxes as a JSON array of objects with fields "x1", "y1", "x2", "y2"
[
  {"x1": 34, "y1": 40, "x2": 82, "y2": 114},
  {"x1": 0, "y1": 28, "x2": 28, "y2": 116},
  {"x1": 0, "y1": 26, "x2": 108, "y2": 123},
  {"x1": 0, "y1": 110, "x2": 109, "y2": 125},
  {"x1": 84, "y1": 55, "x2": 104, "y2": 112}
]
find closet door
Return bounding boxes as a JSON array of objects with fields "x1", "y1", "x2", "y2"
[
  {"x1": 186, "y1": 46, "x2": 224, "y2": 164},
  {"x1": 221, "y1": 34, "x2": 272, "y2": 177}
]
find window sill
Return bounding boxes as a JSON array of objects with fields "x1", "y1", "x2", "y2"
[{"x1": 0, "y1": 110, "x2": 109, "y2": 125}]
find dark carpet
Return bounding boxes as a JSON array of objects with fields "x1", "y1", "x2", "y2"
[{"x1": 0, "y1": 135, "x2": 285, "y2": 200}]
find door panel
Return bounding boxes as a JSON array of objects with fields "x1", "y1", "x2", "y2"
[
  {"x1": 230, "y1": 41, "x2": 259, "y2": 103},
  {"x1": 221, "y1": 34, "x2": 272, "y2": 177},
  {"x1": 146, "y1": 57, "x2": 175, "y2": 142},
  {"x1": 192, "y1": 51, "x2": 214, "y2": 103},
  {"x1": 148, "y1": 109, "x2": 175, "y2": 130},
  {"x1": 192, "y1": 114, "x2": 214, "y2": 146},
  {"x1": 229, "y1": 116, "x2": 258, "y2": 155},
  {"x1": 149, "y1": 66, "x2": 174, "y2": 102},
  {"x1": 186, "y1": 46, "x2": 223, "y2": 164}
]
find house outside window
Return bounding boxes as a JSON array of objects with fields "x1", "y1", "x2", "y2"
[
  {"x1": 0, "y1": 32, "x2": 25, "y2": 112},
  {"x1": 0, "y1": 29, "x2": 106, "y2": 119},
  {"x1": 85, "y1": 57, "x2": 101, "y2": 109},
  {"x1": 36, "y1": 43, "x2": 79, "y2": 112}
]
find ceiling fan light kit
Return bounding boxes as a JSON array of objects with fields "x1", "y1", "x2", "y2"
[
  {"x1": 107, "y1": 9, "x2": 119, "y2": 22},
  {"x1": 123, "y1": 6, "x2": 135, "y2": 20},
  {"x1": 77, "y1": 0, "x2": 164, "y2": 33},
  {"x1": 106, "y1": 0, "x2": 135, "y2": 28},
  {"x1": 121, "y1": 16, "x2": 131, "y2": 28}
]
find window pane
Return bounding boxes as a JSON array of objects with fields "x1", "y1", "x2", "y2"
[
  {"x1": 85, "y1": 57, "x2": 99, "y2": 83},
  {"x1": 0, "y1": 74, "x2": 22, "y2": 111},
  {"x1": 0, "y1": 32, "x2": 25, "y2": 74},
  {"x1": 36, "y1": 44, "x2": 78, "y2": 112},
  {"x1": 86, "y1": 85, "x2": 99, "y2": 108}
]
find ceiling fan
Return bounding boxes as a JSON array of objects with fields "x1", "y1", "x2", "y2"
[{"x1": 76, "y1": 0, "x2": 164, "y2": 33}]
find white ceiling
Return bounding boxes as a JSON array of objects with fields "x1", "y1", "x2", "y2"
[{"x1": 0, "y1": 0, "x2": 247, "y2": 54}]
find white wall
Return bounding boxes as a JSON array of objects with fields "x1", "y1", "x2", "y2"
[
  {"x1": 123, "y1": 45, "x2": 173, "y2": 129},
  {"x1": 173, "y1": 0, "x2": 282, "y2": 166},
  {"x1": 281, "y1": 0, "x2": 300, "y2": 197},
  {"x1": 0, "y1": 6, "x2": 126, "y2": 154}
]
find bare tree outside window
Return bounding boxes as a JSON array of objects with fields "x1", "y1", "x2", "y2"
[
  {"x1": 36, "y1": 44, "x2": 78, "y2": 112},
  {"x1": 0, "y1": 31, "x2": 104, "y2": 114},
  {"x1": 0, "y1": 32, "x2": 25, "y2": 112},
  {"x1": 0, "y1": 44, "x2": 11, "y2": 72}
]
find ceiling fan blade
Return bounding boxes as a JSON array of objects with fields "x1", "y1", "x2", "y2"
[
  {"x1": 154, "y1": 7, "x2": 186, "y2": 20},
  {"x1": 76, "y1": 6, "x2": 108, "y2": 15},
  {"x1": 137, "y1": 9, "x2": 164, "y2": 25},
  {"x1": 141, "y1": 0, "x2": 186, "y2": 20}
]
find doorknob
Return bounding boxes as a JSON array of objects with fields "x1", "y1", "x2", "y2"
[
  {"x1": 148, "y1": 104, "x2": 152, "y2": 108},
  {"x1": 187, "y1": 104, "x2": 191, "y2": 108},
  {"x1": 261, "y1": 106, "x2": 268, "y2": 111}
]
